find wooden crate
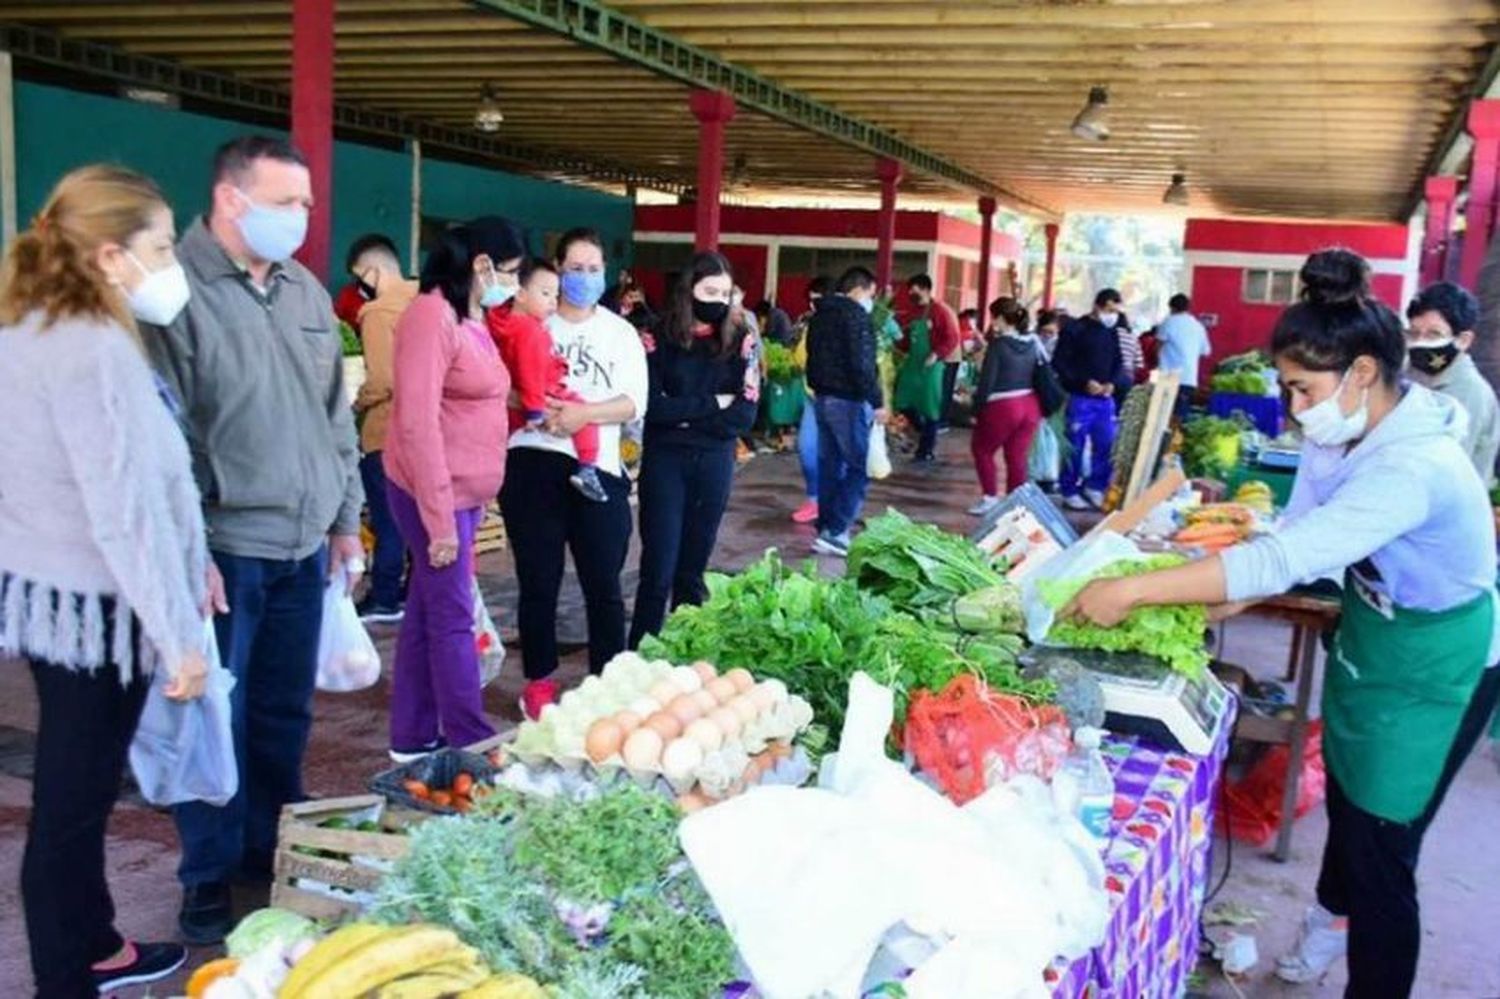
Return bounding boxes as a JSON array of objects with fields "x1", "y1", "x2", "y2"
[
  {"x1": 270, "y1": 795, "x2": 421, "y2": 922},
  {"x1": 474, "y1": 503, "x2": 506, "y2": 555}
]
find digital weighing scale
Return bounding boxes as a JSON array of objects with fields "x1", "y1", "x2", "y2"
[{"x1": 1020, "y1": 646, "x2": 1233, "y2": 756}]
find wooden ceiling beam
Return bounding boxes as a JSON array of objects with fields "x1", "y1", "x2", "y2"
[{"x1": 672, "y1": 24, "x2": 1495, "y2": 49}]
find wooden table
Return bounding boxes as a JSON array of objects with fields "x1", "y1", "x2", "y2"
[{"x1": 1229, "y1": 590, "x2": 1342, "y2": 861}]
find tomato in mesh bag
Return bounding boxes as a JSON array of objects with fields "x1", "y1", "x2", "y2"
[{"x1": 905, "y1": 674, "x2": 1071, "y2": 804}]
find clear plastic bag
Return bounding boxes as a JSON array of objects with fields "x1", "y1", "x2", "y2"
[
  {"x1": 473, "y1": 578, "x2": 505, "y2": 688},
  {"x1": 129, "y1": 620, "x2": 239, "y2": 807},
  {"x1": 867, "y1": 423, "x2": 893, "y2": 480},
  {"x1": 315, "y1": 572, "x2": 380, "y2": 693}
]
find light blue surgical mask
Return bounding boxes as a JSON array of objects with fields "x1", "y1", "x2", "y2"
[
  {"x1": 234, "y1": 188, "x2": 308, "y2": 263},
  {"x1": 479, "y1": 279, "x2": 515, "y2": 309},
  {"x1": 561, "y1": 269, "x2": 606, "y2": 309},
  {"x1": 859, "y1": 296, "x2": 875, "y2": 314}
]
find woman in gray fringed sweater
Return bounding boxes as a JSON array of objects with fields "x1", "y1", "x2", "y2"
[{"x1": 0, "y1": 165, "x2": 209, "y2": 998}]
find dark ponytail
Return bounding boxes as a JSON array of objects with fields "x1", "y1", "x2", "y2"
[
  {"x1": 1270, "y1": 249, "x2": 1405, "y2": 386},
  {"x1": 987, "y1": 295, "x2": 1030, "y2": 333}
]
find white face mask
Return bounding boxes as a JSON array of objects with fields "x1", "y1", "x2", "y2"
[
  {"x1": 1297, "y1": 370, "x2": 1369, "y2": 447},
  {"x1": 1097, "y1": 311, "x2": 1119, "y2": 329},
  {"x1": 125, "y1": 251, "x2": 191, "y2": 326}
]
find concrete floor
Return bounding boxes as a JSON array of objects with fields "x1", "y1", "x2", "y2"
[{"x1": 0, "y1": 430, "x2": 1497, "y2": 997}]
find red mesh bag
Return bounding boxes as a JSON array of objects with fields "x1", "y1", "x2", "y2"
[
  {"x1": 905, "y1": 674, "x2": 1072, "y2": 804},
  {"x1": 1217, "y1": 720, "x2": 1325, "y2": 846}
]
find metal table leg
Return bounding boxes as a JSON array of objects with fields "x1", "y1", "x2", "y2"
[{"x1": 1273, "y1": 622, "x2": 1320, "y2": 861}]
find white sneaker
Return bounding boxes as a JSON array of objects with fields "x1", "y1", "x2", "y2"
[
  {"x1": 1061, "y1": 494, "x2": 1090, "y2": 511},
  {"x1": 968, "y1": 496, "x2": 1002, "y2": 517},
  {"x1": 1274, "y1": 904, "x2": 1348, "y2": 984},
  {"x1": 1083, "y1": 488, "x2": 1107, "y2": 509}
]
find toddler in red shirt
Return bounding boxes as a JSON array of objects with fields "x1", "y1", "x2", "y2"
[{"x1": 486, "y1": 259, "x2": 607, "y2": 502}]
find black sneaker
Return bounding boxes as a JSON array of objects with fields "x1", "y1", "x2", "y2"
[
  {"x1": 569, "y1": 465, "x2": 610, "y2": 503},
  {"x1": 93, "y1": 941, "x2": 187, "y2": 993},
  {"x1": 178, "y1": 881, "x2": 233, "y2": 946},
  {"x1": 356, "y1": 595, "x2": 404, "y2": 623}
]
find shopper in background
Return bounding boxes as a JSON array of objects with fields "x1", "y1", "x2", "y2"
[
  {"x1": 0, "y1": 165, "x2": 208, "y2": 998},
  {"x1": 502, "y1": 228, "x2": 648, "y2": 719},
  {"x1": 790, "y1": 275, "x2": 832, "y2": 525},
  {"x1": 628, "y1": 252, "x2": 759, "y2": 646},
  {"x1": 145, "y1": 136, "x2": 364, "y2": 945},
  {"x1": 1035, "y1": 308, "x2": 1063, "y2": 361},
  {"x1": 1113, "y1": 309, "x2": 1144, "y2": 405},
  {"x1": 969, "y1": 297, "x2": 1044, "y2": 517},
  {"x1": 1052, "y1": 288, "x2": 1125, "y2": 510},
  {"x1": 1406, "y1": 281, "x2": 1500, "y2": 486},
  {"x1": 1156, "y1": 292, "x2": 1212, "y2": 416},
  {"x1": 347, "y1": 232, "x2": 420, "y2": 622},
  {"x1": 805, "y1": 266, "x2": 886, "y2": 557},
  {"x1": 754, "y1": 299, "x2": 796, "y2": 347},
  {"x1": 383, "y1": 218, "x2": 518, "y2": 759},
  {"x1": 899, "y1": 273, "x2": 961, "y2": 461}
]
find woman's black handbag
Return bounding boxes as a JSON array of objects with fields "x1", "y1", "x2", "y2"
[{"x1": 1033, "y1": 356, "x2": 1067, "y2": 416}]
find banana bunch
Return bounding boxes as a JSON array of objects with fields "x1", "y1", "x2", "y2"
[
  {"x1": 1233, "y1": 480, "x2": 1275, "y2": 515},
  {"x1": 278, "y1": 922, "x2": 537, "y2": 999}
]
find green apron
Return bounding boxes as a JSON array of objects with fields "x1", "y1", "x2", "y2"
[
  {"x1": 1324, "y1": 569, "x2": 1492, "y2": 823},
  {"x1": 893, "y1": 317, "x2": 945, "y2": 420}
]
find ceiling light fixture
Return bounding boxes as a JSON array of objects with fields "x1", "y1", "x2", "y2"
[
  {"x1": 474, "y1": 83, "x2": 504, "y2": 133},
  {"x1": 1071, "y1": 86, "x2": 1110, "y2": 141},
  {"x1": 1162, "y1": 172, "x2": 1190, "y2": 206}
]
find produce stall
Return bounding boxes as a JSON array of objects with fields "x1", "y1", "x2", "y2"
[
  {"x1": 192, "y1": 504, "x2": 1248, "y2": 999},
  {"x1": 1206, "y1": 351, "x2": 1282, "y2": 438}
]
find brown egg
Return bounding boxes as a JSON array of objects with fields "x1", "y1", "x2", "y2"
[
  {"x1": 705, "y1": 676, "x2": 738, "y2": 705},
  {"x1": 643, "y1": 711, "x2": 683, "y2": 742},
  {"x1": 691, "y1": 661, "x2": 718, "y2": 685},
  {"x1": 725, "y1": 668, "x2": 756, "y2": 694},
  {"x1": 708, "y1": 707, "x2": 742, "y2": 739},
  {"x1": 667, "y1": 693, "x2": 702, "y2": 726},
  {"x1": 585, "y1": 719, "x2": 624, "y2": 763},
  {"x1": 729, "y1": 695, "x2": 760, "y2": 724},
  {"x1": 677, "y1": 790, "x2": 711, "y2": 814},
  {"x1": 691, "y1": 689, "x2": 719, "y2": 714},
  {"x1": 612, "y1": 710, "x2": 643, "y2": 734},
  {"x1": 622, "y1": 727, "x2": 664, "y2": 769}
]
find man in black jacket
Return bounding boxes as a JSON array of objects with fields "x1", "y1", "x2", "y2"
[
  {"x1": 804, "y1": 266, "x2": 887, "y2": 557},
  {"x1": 1051, "y1": 288, "x2": 1126, "y2": 510}
]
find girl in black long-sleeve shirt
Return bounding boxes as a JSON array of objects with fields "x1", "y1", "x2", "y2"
[{"x1": 628, "y1": 252, "x2": 759, "y2": 647}]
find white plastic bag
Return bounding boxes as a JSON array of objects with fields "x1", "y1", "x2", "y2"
[
  {"x1": 129, "y1": 620, "x2": 239, "y2": 807},
  {"x1": 1020, "y1": 530, "x2": 1151, "y2": 644},
  {"x1": 473, "y1": 578, "x2": 505, "y2": 688},
  {"x1": 1028, "y1": 418, "x2": 1061, "y2": 483},
  {"x1": 315, "y1": 573, "x2": 380, "y2": 692},
  {"x1": 867, "y1": 423, "x2": 892, "y2": 480}
]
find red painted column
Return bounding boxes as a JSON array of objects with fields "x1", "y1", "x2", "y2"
[
  {"x1": 1420, "y1": 175, "x2": 1459, "y2": 287},
  {"x1": 976, "y1": 196, "x2": 997, "y2": 313},
  {"x1": 1460, "y1": 100, "x2": 1500, "y2": 291},
  {"x1": 1042, "y1": 222, "x2": 1060, "y2": 308},
  {"x1": 689, "y1": 90, "x2": 736, "y2": 252},
  {"x1": 875, "y1": 157, "x2": 903, "y2": 293},
  {"x1": 291, "y1": 0, "x2": 334, "y2": 281}
]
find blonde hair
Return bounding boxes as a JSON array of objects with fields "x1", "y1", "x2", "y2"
[{"x1": 0, "y1": 164, "x2": 168, "y2": 332}]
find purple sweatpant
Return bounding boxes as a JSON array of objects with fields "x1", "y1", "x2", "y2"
[
  {"x1": 386, "y1": 482, "x2": 496, "y2": 750},
  {"x1": 1061, "y1": 393, "x2": 1117, "y2": 497}
]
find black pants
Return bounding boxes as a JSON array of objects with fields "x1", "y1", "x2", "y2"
[
  {"x1": 1316, "y1": 665, "x2": 1500, "y2": 999},
  {"x1": 500, "y1": 448, "x2": 632, "y2": 678},
  {"x1": 24, "y1": 654, "x2": 148, "y2": 999},
  {"x1": 940, "y1": 361, "x2": 960, "y2": 426},
  {"x1": 628, "y1": 441, "x2": 736, "y2": 648},
  {"x1": 360, "y1": 451, "x2": 406, "y2": 607}
]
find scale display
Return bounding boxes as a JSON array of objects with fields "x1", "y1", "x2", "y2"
[{"x1": 1020, "y1": 646, "x2": 1232, "y2": 755}]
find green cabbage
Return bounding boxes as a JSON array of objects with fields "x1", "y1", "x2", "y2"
[{"x1": 224, "y1": 908, "x2": 318, "y2": 959}]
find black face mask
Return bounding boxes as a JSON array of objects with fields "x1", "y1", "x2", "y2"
[
  {"x1": 909, "y1": 292, "x2": 925, "y2": 307},
  {"x1": 355, "y1": 276, "x2": 378, "y2": 301},
  {"x1": 1409, "y1": 342, "x2": 1461, "y2": 376},
  {"x1": 692, "y1": 298, "x2": 730, "y2": 327}
]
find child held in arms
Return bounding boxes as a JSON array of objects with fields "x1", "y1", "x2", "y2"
[{"x1": 488, "y1": 257, "x2": 608, "y2": 502}]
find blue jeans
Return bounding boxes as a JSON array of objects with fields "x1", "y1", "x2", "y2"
[
  {"x1": 360, "y1": 451, "x2": 405, "y2": 607},
  {"x1": 1061, "y1": 394, "x2": 1117, "y2": 497},
  {"x1": 815, "y1": 396, "x2": 873, "y2": 538},
  {"x1": 174, "y1": 547, "x2": 326, "y2": 886},
  {"x1": 798, "y1": 399, "x2": 818, "y2": 499}
]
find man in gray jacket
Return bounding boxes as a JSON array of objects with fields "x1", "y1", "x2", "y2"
[{"x1": 145, "y1": 136, "x2": 364, "y2": 944}]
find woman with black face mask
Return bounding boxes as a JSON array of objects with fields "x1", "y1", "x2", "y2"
[{"x1": 628, "y1": 252, "x2": 760, "y2": 647}]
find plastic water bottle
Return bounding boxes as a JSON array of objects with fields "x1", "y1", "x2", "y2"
[{"x1": 1057, "y1": 726, "x2": 1114, "y2": 844}]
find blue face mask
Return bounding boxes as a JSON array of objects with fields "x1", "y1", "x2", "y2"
[
  {"x1": 859, "y1": 296, "x2": 875, "y2": 314},
  {"x1": 561, "y1": 269, "x2": 606, "y2": 309},
  {"x1": 479, "y1": 280, "x2": 515, "y2": 309},
  {"x1": 235, "y1": 189, "x2": 308, "y2": 263}
]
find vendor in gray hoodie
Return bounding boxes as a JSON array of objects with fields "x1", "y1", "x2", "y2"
[{"x1": 144, "y1": 135, "x2": 364, "y2": 945}]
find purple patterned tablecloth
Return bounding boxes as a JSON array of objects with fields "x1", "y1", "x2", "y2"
[{"x1": 1046, "y1": 703, "x2": 1236, "y2": 999}]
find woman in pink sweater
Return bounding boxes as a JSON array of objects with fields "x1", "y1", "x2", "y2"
[{"x1": 384, "y1": 217, "x2": 523, "y2": 756}]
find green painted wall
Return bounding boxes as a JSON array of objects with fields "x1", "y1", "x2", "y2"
[{"x1": 5, "y1": 81, "x2": 633, "y2": 282}]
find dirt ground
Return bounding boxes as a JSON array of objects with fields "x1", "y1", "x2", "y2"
[{"x1": 1, "y1": 431, "x2": 1496, "y2": 997}]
